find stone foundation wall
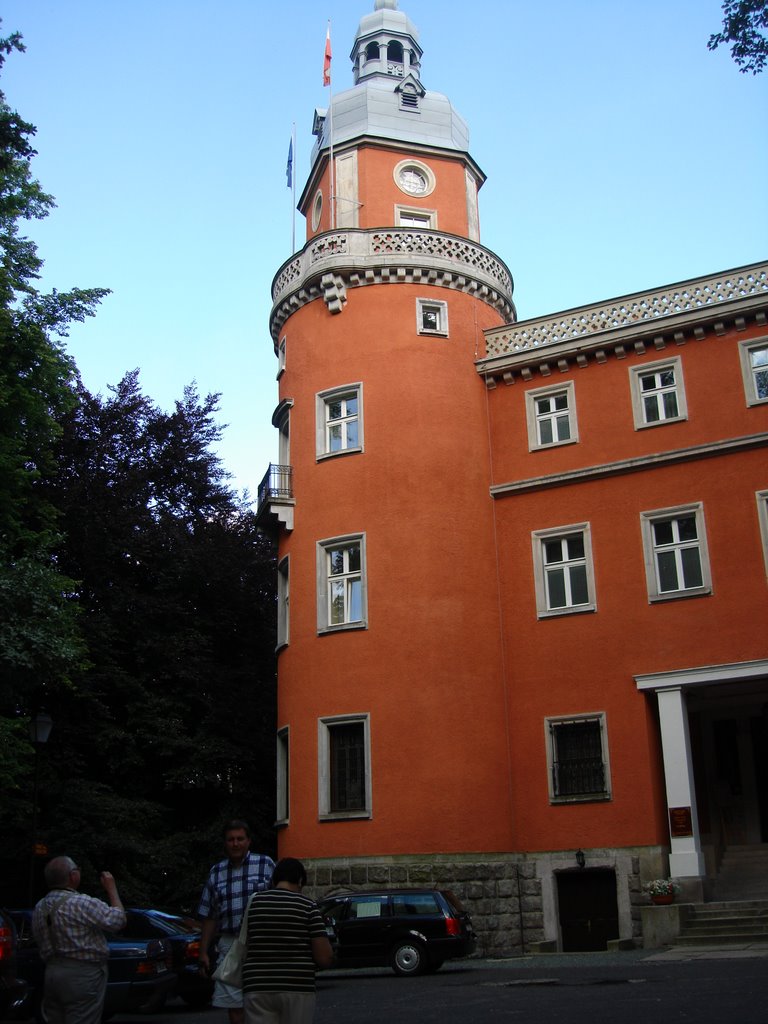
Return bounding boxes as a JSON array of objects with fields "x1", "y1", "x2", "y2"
[{"x1": 303, "y1": 849, "x2": 658, "y2": 956}]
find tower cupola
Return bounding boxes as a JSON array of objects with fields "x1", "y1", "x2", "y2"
[{"x1": 351, "y1": 0, "x2": 423, "y2": 85}]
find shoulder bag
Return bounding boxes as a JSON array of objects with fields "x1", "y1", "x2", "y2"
[{"x1": 212, "y1": 894, "x2": 255, "y2": 989}]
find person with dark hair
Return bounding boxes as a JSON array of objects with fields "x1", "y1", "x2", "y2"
[
  {"x1": 31, "y1": 857, "x2": 126, "y2": 1024},
  {"x1": 242, "y1": 857, "x2": 333, "y2": 1024},
  {"x1": 198, "y1": 821, "x2": 275, "y2": 1024}
]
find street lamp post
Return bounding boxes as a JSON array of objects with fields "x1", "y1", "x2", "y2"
[{"x1": 28, "y1": 711, "x2": 53, "y2": 906}]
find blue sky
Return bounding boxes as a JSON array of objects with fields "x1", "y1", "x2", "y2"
[{"x1": 3, "y1": 0, "x2": 766, "y2": 496}]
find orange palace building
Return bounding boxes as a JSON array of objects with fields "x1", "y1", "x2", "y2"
[{"x1": 257, "y1": 0, "x2": 768, "y2": 954}]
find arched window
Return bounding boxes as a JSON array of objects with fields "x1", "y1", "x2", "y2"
[
  {"x1": 387, "y1": 40, "x2": 404, "y2": 63},
  {"x1": 365, "y1": 42, "x2": 380, "y2": 61}
]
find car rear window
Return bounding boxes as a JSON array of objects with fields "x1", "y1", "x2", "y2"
[{"x1": 392, "y1": 893, "x2": 440, "y2": 916}]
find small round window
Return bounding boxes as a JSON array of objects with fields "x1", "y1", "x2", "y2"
[
  {"x1": 393, "y1": 159, "x2": 436, "y2": 198},
  {"x1": 312, "y1": 190, "x2": 323, "y2": 230}
]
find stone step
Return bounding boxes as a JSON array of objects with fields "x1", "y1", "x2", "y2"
[
  {"x1": 698, "y1": 899, "x2": 768, "y2": 912},
  {"x1": 675, "y1": 931, "x2": 768, "y2": 946},
  {"x1": 691, "y1": 915, "x2": 768, "y2": 928},
  {"x1": 677, "y1": 896, "x2": 768, "y2": 946},
  {"x1": 714, "y1": 889, "x2": 768, "y2": 901},
  {"x1": 683, "y1": 922, "x2": 768, "y2": 935}
]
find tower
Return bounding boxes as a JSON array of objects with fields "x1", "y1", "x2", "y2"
[{"x1": 263, "y1": 0, "x2": 515, "y2": 886}]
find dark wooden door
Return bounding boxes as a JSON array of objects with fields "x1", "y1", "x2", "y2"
[{"x1": 557, "y1": 869, "x2": 619, "y2": 952}]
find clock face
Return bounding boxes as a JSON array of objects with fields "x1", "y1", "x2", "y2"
[{"x1": 399, "y1": 167, "x2": 428, "y2": 195}]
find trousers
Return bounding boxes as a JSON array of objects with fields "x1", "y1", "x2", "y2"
[
  {"x1": 42, "y1": 958, "x2": 108, "y2": 1024},
  {"x1": 244, "y1": 991, "x2": 317, "y2": 1024}
]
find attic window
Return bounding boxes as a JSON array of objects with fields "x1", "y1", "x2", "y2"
[{"x1": 400, "y1": 87, "x2": 419, "y2": 110}]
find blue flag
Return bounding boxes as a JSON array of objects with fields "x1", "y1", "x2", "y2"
[{"x1": 286, "y1": 138, "x2": 293, "y2": 188}]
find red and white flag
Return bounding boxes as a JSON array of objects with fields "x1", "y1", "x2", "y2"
[{"x1": 323, "y1": 25, "x2": 332, "y2": 86}]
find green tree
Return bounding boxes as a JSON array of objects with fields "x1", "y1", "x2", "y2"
[
  {"x1": 709, "y1": 0, "x2": 768, "y2": 73},
  {"x1": 27, "y1": 373, "x2": 277, "y2": 909},
  {"x1": 0, "y1": 24, "x2": 105, "y2": 748}
]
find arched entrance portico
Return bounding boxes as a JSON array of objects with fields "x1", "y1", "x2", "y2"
[{"x1": 636, "y1": 659, "x2": 768, "y2": 895}]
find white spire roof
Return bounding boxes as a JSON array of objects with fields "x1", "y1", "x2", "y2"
[{"x1": 311, "y1": 1, "x2": 469, "y2": 161}]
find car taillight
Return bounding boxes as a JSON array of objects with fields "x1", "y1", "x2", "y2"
[
  {"x1": 0, "y1": 926, "x2": 12, "y2": 959},
  {"x1": 136, "y1": 960, "x2": 158, "y2": 975},
  {"x1": 444, "y1": 916, "x2": 461, "y2": 936},
  {"x1": 185, "y1": 939, "x2": 201, "y2": 963}
]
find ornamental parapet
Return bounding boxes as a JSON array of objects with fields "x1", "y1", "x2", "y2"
[
  {"x1": 482, "y1": 263, "x2": 768, "y2": 363},
  {"x1": 270, "y1": 228, "x2": 515, "y2": 341}
]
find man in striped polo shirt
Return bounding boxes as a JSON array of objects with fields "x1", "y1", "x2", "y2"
[
  {"x1": 242, "y1": 858, "x2": 334, "y2": 1024},
  {"x1": 198, "y1": 821, "x2": 274, "y2": 1024}
]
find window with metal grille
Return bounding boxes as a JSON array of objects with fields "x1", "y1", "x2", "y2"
[{"x1": 549, "y1": 717, "x2": 607, "y2": 800}]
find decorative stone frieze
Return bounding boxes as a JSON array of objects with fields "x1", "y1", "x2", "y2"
[
  {"x1": 269, "y1": 228, "x2": 515, "y2": 341},
  {"x1": 484, "y1": 265, "x2": 768, "y2": 359}
]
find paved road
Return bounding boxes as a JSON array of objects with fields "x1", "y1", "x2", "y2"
[{"x1": 118, "y1": 948, "x2": 768, "y2": 1024}]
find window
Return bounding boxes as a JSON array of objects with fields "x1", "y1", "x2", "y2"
[
  {"x1": 311, "y1": 190, "x2": 323, "y2": 231},
  {"x1": 416, "y1": 298, "x2": 448, "y2": 336},
  {"x1": 347, "y1": 896, "x2": 386, "y2": 919},
  {"x1": 739, "y1": 339, "x2": 768, "y2": 406},
  {"x1": 393, "y1": 158, "x2": 436, "y2": 198},
  {"x1": 273, "y1": 398, "x2": 292, "y2": 469},
  {"x1": 532, "y1": 524, "x2": 596, "y2": 617},
  {"x1": 276, "y1": 727, "x2": 289, "y2": 824},
  {"x1": 395, "y1": 206, "x2": 436, "y2": 229},
  {"x1": 546, "y1": 714, "x2": 611, "y2": 802},
  {"x1": 757, "y1": 490, "x2": 768, "y2": 580},
  {"x1": 392, "y1": 893, "x2": 439, "y2": 916},
  {"x1": 316, "y1": 384, "x2": 363, "y2": 458},
  {"x1": 525, "y1": 382, "x2": 578, "y2": 450},
  {"x1": 276, "y1": 336, "x2": 286, "y2": 379},
  {"x1": 629, "y1": 357, "x2": 687, "y2": 428},
  {"x1": 277, "y1": 557, "x2": 289, "y2": 649},
  {"x1": 318, "y1": 714, "x2": 371, "y2": 819},
  {"x1": 641, "y1": 503, "x2": 712, "y2": 601},
  {"x1": 317, "y1": 534, "x2": 367, "y2": 633}
]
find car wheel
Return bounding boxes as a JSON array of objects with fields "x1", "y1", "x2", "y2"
[{"x1": 390, "y1": 940, "x2": 425, "y2": 977}]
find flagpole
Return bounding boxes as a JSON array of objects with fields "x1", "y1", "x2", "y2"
[
  {"x1": 324, "y1": 21, "x2": 335, "y2": 230},
  {"x1": 291, "y1": 122, "x2": 296, "y2": 254}
]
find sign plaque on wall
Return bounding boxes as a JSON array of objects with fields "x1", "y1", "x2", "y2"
[{"x1": 669, "y1": 806, "x2": 693, "y2": 837}]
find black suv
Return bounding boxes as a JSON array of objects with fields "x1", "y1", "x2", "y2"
[{"x1": 317, "y1": 888, "x2": 475, "y2": 976}]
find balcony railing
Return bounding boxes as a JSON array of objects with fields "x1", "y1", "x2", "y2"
[{"x1": 256, "y1": 464, "x2": 294, "y2": 530}]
